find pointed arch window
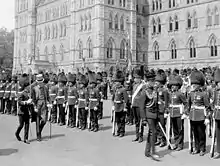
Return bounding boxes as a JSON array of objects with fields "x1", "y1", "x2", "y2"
[
  {"x1": 152, "y1": 18, "x2": 156, "y2": 34},
  {"x1": 88, "y1": 39, "x2": 93, "y2": 58},
  {"x1": 115, "y1": 15, "x2": 118, "y2": 29},
  {"x1": 187, "y1": 12, "x2": 192, "y2": 29},
  {"x1": 120, "y1": 40, "x2": 126, "y2": 59},
  {"x1": 109, "y1": 13, "x2": 113, "y2": 29},
  {"x1": 120, "y1": 16, "x2": 124, "y2": 30},
  {"x1": 85, "y1": 15, "x2": 88, "y2": 30},
  {"x1": 80, "y1": 16, "x2": 84, "y2": 31},
  {"x1": 156, "y1": 0, "x2": 158, "y2": 10},
  {"x1": 210, "y1": 36, "x2": 218, "y2": 57},
  {"x1": 52, "y1": 25, "x2": 55, "y2": 39},
  {"x1": 159, "y1": 0, "x2": 162, "y2": 9},
  {"x1": 60, "y1": 23, "x2": 63, "y2": 37},
  {"x1": 63, "y1": 22, "x2": 67, "y2": 36},
  {"x1": 136, "y1": 43, "x2": 141, "y2": 62},
  {"x1": 154, "y1": 42, "x2": 160, "y2": 60},
  {"x1": 78, "y1": 40, "x2": 83, "y2": 59},
  {"x1": 174, "y1": 15, "x2": 179, "y2": 30},
  {"x1": 157, "y1": 17, "x2": 161, "y2": 33},
  {"x1": 169, "y1": 16, "x2": 173, "y2": 31},
  {"x1": 207, "y1": 8, "x2": 212, "y2": 26},
  {"x1": 193, "y1": 11, "x2": 198, "y2": 28},
  {"x1": 171, "y1": 41, "x2": 177, "y2": 59},
  {"x1": 55, "y1": 24, "x2": 58, "y2": 38},
  {"x1": 189, "y1": 39, "x2": 196, "y2": 58},
  {"x1": 44, "y1": 26, "x2": 47, "y2": 40},
  {"x1": 47, "y1": 26, "x2": 50, "y2": 40},
  {"x1": 88, "y1": 13, "x2": 92, "y2": 30},
  {"x1": 169, "y1": 0, "x2": 171, "y2": 8},
  {"x1": 107, "y1": 39, "x2": 113, "y2": 58},
  {"x1": 137, "y1": 19, "x2": 141, "y2": 37},
  {"x1": 214, "y1": 7, "x2": 219, "y2": 25},
  {"x1": 152, "y1": 0, "x2": 155, "y2": 11}
]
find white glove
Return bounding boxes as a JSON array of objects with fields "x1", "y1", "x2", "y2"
[
  {"x1": 204, "y1": 118, "x2": 210, "y2": 126},
  {"x1": 94, "y1": 107, "x2": 98, "y2": 111},
  {"x1": 74, "y1": 105, "x2": 78, "y2": 109},
  {"x1": 63, "y1": 103, "x2": 66, "y2": 108},
  {"x1": 26, "y1": 99, "x2": 32, "y2": 104},
  {"x1": 101, "y1": 99, "x2": 103, "y2": 102},
  {"x1": 124, "y1": 108, "x2": 128, "y2": 112},
  {"x1": 85, "y1": 107, "x2": 89, "y2": 110},
  {"x1": 35, "y1": 108, "x2": 38, "y2": 113},
  {"x1": 181, "y1": 114, "x2": 187, "y2": 120},
  {"x1": 164, "y1": 114, "x2": 168, "y2": 118},
  {"x1": 112, "y1": 106, "x2": 115, "y2": 111},
  {"x1": 53, "y1": 101, "x2": 57, "y2": 105}
]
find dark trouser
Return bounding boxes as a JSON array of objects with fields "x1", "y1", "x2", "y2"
[
  {"x1": 68, "y1": 105, "x2": 76, "y2": 127},
  {"x1": 132, "y1": 106, "x2": 144, "y2": 138},
  {"x1": 90, "y1": 109, "x2": 99, "y2": 129},
  {"x1": 98, "y1": 102, "x2": 103, "y2": 119},
  {"x1": 190, "y1": 120, "x2": 206, "y2": 152},
  {"x1": 145, "y1": 118, "x2": 157, "y2": 155},
  {"x1": 78, "y1": 108, "x2": 87, "y2": 128},
  {"x1": 216, "y1": 120, "x2": 220, "y2": 153},
  {"x1": 5, "y1": 98, "x2": 11, "y2": 114},
  {"x1": 115, "y1": 111, "x2": 126, "y2": 134},
  {"x1": 58, "y1": 104, "x2": 65, "y2": 124},
  {"x1": 0, "y1": 98, "x2": 5, "y2": 113},
  {"x1": 171, "y1": 117, "x2": 184, "y2": 148},
  {"x1": 156, "y1": 113, "x2": 166, "y2": 144},
  {"x1": 16, "y1": 114, "x2": 30, "y2": 140},
  {"x1": 51, "y1": 104, "x2": 57, "y2": 123},
  {"x1": 126, "y1": 103, "x2": 133, "y2": 124},
  {"x1": 11, "y1": 98, "x2": 17, "y2": 115},
  {"x1": 36, "y1": 115, "x2": 46, "y2": 139}
]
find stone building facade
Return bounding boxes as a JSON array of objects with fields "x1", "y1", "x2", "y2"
[{"x1": 13, "y1": 0, "x2": 220, "y2": 74}]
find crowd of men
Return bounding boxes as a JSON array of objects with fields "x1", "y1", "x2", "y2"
[{"x1": 0, "y1": 65, "x2": 220, "y2": 161}]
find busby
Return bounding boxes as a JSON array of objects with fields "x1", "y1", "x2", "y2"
[
  {"x1": 96, "y1": 72, "x2": 102, "y2": 81},
  {"x1": 88, "y1": 71, "x2": 97, "y2": 84},
  {"x1": 133, "y1": 66, "x2": 144, "y2": 79},
  {"x1": 78, "y1": 74, "x2": 87, "y2": 85},
  {"x1": 155, "y1": 72, "x2": 167, "y2": 85},
  {"x1": 50, "y1": 74, "x2": 58, "y2": 83},
  {"x1": 12, "y1": 75, "x2": 18, "y2": 81},
  {"x1": 190, "y1": 70, "x2": 205, "y2": 86},
  {"x1": 214, "y1": 68, "x2": 220, "y2": 83},
  {"x1": 109, "y1": 66, "x2": 114, "y2": 78},
  {"x1": 168, "y1": 75, "x2": 183, "y2": 87},
  {"x1": 113, "y1": 70, "x2": 124, "y2": 82},
  {"x1": 67, "y1": 73, "x2": 76, "y2": 83},
  {"x1": 19, "y1": 73, "x2": 29, "y2": 88},
  {"x1": 145, "y1": 69, "x2": 156, "y2": 79},
  {"x1": 102, "y1": 71, "x2": 107, "y2": 78},
  {"x1": 58, "y1": 73, "x2": 67, "y2": 83},
  {"x1": 173, "y1": 68, "x2": 179, "y2": 75}
]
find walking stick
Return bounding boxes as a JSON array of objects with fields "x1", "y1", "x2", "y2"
[
  {"x1": 112, "y1": 111, "x2": 116, "y2": 135},
  {"x1": 158, "y1": 122, "x2": 173, "y2": 149},
  {"x1": 210, "y1": 118, "x2": 216, "y2": 158},
  {"x1": 65, "y1": 104, "x2": 70, "y2": 128},
  {"x1": 188, "y1": 118, "x2": 193, "y2": 153},
  {"x1": 87, "y1": 108, "x2": 91, "y2": 129}
]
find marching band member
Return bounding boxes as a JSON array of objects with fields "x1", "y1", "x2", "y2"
[
  {"x1": 187, "y1": 70, "x2": 210, "y2": 156},
  {"x1": 87, "y1": 71, "x2": 101, "y2": 132},
  {"x1": 15, "y1": 74, "x2": 32, "y2": 144},
  {"x1": 112, "y1": 69, "x2": 128, "y2": 137},
  {"x1": 131, "y1": 67, "x2": 145, "y2": 143},
  {"x1": 66, "y1": 73, "x2": 78, "y2": 128},
  {"x1": 168, "y1": 74, "x2": 187, "y2": 151}
]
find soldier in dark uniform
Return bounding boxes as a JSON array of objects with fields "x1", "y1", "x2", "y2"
[
  {"x1": 96, "y1": 72, "x2": 104, "y2": 119},
  {"x1": 56, "y1": 73, "x2": 68, "y2": 126},
  {"x1": 31, "y1": 74, "x2": 50, "y2": 141},
  {"x1": 49, "y1": 74, "x2": 58, "y2": 123},
  {"x1": 15, "y1": 74, "x2": 32, "y2": 144},
  {"x1": 154, "y1": 70, "x2": 169, "y2": 147},
  {"x1": 131, "y1": 67, "x2": 146, "y2": 143},
  {"x1": 211, "y1": 68, "x2": 220, "y2": 159},
  {"x1": 187, "y1": 70, "x2": 210, "y2": 156},
  {"x1": 168, "y1": 74, "x2": 187, "y2": 151},
  {"x1": 66, "y1": 73, "x2": 78, "y2": 128},
  {"x1": 88, "y1": 71, "x2": 101, "y2": 132},
  {"x1": 112, "y1": 70, "x2": 128, "y2": 137},
  {"x1": 0, "y1": 75, "x2": 6, "y2": 114},
  {"x1": 4, "y1": 75, "x2": 12, "y2": 114},
  {"x1": 77, "y1": 74, "x2": 89, "y2": 130},
  {"x1": 102, "y1": 71, "x2": 108, "y2": 100},
  {"x1": 10, "y1": 75, "x2": 19, "y2": 116}
]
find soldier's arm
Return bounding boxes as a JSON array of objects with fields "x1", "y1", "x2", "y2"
[
  {"x1": 186, "y1": 93, "x2": 192, "y2": 115},
  {"x1": 203, "y1": 92, "x2": 211, "y2": 118},
  {"x1": 123, "y1": 88, "x2": 128, "y2": 105},
  {"x1": 163, "y1": 90, "x2": 169, "y2": 110},
  {"x1": 18, "y1": 93, "x2": 26, "y2": 105}
]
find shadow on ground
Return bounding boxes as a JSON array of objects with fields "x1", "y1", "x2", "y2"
[
  {"x1": 100, "y1": 125, "x2": 112, "y2": 131},
  {"x1": 0, "y1": 149, "x2": 18, "y2": 156},
  {"x1": 29, "y1": 134, "x2": 65, "y2": 142},
  {"x1": 102, "y1": 116, "x2": 111, "y2": 120}
]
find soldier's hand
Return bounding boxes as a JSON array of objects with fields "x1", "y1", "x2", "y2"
[
  {"x1": 112, "y1": 106, "x2": 115, "y2": 111},
  {"x1": 164, "y1": 113, "x2": 168, "y2": 118},
  {"x1": 53, "y1": 101, "x2": 57, "y2": 105},
  {"x1": 124, "y1": 108, "x2": 128, "y2": 112},
  {"x1": 85, "y1": 107, "x2": 89, "y2": 110},
  {"x1": 63, "y1": 103, "x2": 66, "y2": 108},
  {"x1": 94, "y1": 107, "x2": 98, "y2": 111},
  {"x1": 35, "y1": 108, "x2": 38, "y2": 113},
  {"x1": 181, "y1": 114, "x2": 187, "y2": 120},
  {"x1": 27, "y1": 99, "x2": 32, "y2": 104},
  {"x1": 204, "y1": 118, "x2": 210, "y2": 126},
  {"x1": 74, "y1": 105, "x2": 78, "y2": 109}
]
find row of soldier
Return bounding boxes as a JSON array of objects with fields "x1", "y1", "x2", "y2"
[{"x1": 0, "y1": 66, "x2": 220, "y2": 161}]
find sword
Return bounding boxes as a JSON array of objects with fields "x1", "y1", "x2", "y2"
[{"x1": 158, "y1": 122, "x2": 173, "y2": 150}]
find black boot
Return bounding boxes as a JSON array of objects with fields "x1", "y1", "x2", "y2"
[{"x1": 15, "y1": 132, "x2": 21, "y2": 141}]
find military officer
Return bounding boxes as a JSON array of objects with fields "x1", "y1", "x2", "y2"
[
  {"x1": 66, "y1": 73, "x2": 78, "y2": 128},
  {"x1": 15, "y1": 73, "x2": 32, "y2": 144},
  {"x1": 112, "y1": 69, "x2": 128, "y2": 137},
  {"x1": 31, "y1": 74, "x2": 50, "y2": 141},
  {"x1": 131, "y1": 67, "x2": 146, "y2": 143},
  {"x1": 187, "y1": 70, "x2": 210, "y2": 156},
  {"x1": 10, "y1": 75, "x2": 19, "y2": 116},
  {"x1": 211, "y1": 68, "x2": 220, "y2": 159},
  {"x1": 167, "y1": 74, "x2": 187, "y2": 151},
  {"x1": 87, "y1": 71, "x2": 101, "y2": 132}
]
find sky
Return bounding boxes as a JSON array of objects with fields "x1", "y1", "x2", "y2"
[{"x1": 0, "y1": 1, "x2": 14, "y2": 31}]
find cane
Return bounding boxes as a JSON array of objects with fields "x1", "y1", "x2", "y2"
[
  {"x1": 210, "y1": 118, "x2": 216, "y2": 158},
  {"x1": 112, "y1": 111, "x2": 116, "y2": 135},
  {"x1": 188, "y1": 118, "x2": 193, "y2": 153},
  {"x1": 65, "y1": 104, "x2": 69, "y2": 128},
  {"x1": 158, "y1": 122, "x2": 173, "y2": 150}
]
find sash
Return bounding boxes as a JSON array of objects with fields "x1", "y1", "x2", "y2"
[{"x1": 131, "y1": 81, "x2": 145, "y2": 105}]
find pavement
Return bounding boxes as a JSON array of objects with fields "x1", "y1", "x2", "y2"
[{"x1": 0, "y1": 100, "x2": 219, "y2": 166}]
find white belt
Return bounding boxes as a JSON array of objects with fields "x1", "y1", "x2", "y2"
[
  {"x1": 78, "y1": 98, "x2": 86, "y2": 101},
  {"x1": 68, "y1": 96, "x2": 76, "y2": 99},
  {"x1": 0, "y1": 91, "x2": 4, "y2": 93},
  {"x1": 11, "y1": 91, "x2": 16, "y2": 93},
  {"x1": 50, "y1": 94, "x2": 56, "y2": 96},
  {"x1": 89, "y1": 98, "x2": 98, "y2": 101},
  {"x1": 57, "y1": 96, "x2": 64, "y2": 99},
  {"x1": 192, "y1": 105, "x2": 207, "y2": 116},
  {"x1": 114, "y1": 101, "x2": 123, "y2": 104},
  {"x1": 170, "y1": 104, "x2": 184, "y2": 114},
  {"x1": 215, "y1": 106, "x2": 220, "y2": 109},
  {"x1": 5, "y1": 91, "x2": 10, "y2": 93}
]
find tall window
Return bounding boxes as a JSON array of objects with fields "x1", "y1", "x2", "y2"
[
  {"x1": 120, "y1": 16, "x2": 124, "y2": 30},
  {"x1": 137, "y1": 19, "x2": 141, "y2": 37},
  {"x1": 158, "y1": 17, "x2": 161, "y2": 33},
  {"x1": 109, "y1": 13, "x2": 113, "y2": 29},
  {"x1": 154, "y1": 42, "x2": 160, "y2": 60},
  {"x1": 210, "y1": 36, "x2": 218, "y2": 57},
  {"x1": 36, "y1": 47, "x2": 40, "y2": 60},
  {"x1": 107, "y1": 39, "x2": 113, "y2": 58},
  {"x1": 174, "y1": 15, "x2": 178, "y2": 30},
  {"x1": 187, "y1": 13, "x2": 191, "y2": 28},
  {"x1": 169, "y1": 16, "x2": 173, "y2": 31},
  {"x1": 193, "y1": 11, "x2": 198, "y2": 28},
  {"x1": 78, "y1": 40, "x2": 83, "y2": 59},
  {"x1": 85, "y1": 15, "x2": 88, "y2": 30},
  {"x1": 171, "y1": 41, "x2": 177, "y2": 59},
  {"x1": 88, "y1": 13, "x2": 92, "y2": 30},
  {"x1": 189, "y1": 39, "x2": 196, "y2": 58},
  {"x1": 80, "y1": 16, "x2": 83, "y2": 31},
  {"x1": 88, "y1": 39, "x2": 93, "y2": 58},
  {"x1": 136, "y1": 43, "x2": 141, "y2": 62},
  {"x1": 63, "y1": 22, "x2": 67, "y2": 36},
  {"x1": 120, "y1": 40, "x2": 126, "y2": 59},
  {"x1": 152, "y1": 0, "x2": 155, "y2": 11},
  {"x1": 214, "y1": 7, "x2": 219, "y2": 25},
  {"x1": 207, "y1": 8, "x2": 212, "y2": 26},
  {"x1": 169, "y1": 0, "x2": 171, "y2": 8},
  {"x1": 60, "y1": 44, "x2": 64, "y2": 61},
  {"x1": 152, "y1": 18, "x2": 156, "y2": 34},
  {"x1": 44, "y1": 46, "x2": 48, "y2": 61},
  {"x1": 115, "y1": 15, "x2": 118, "y2": 29}
]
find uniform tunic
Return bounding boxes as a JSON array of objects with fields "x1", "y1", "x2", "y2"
[{"x1": 67, "y1": 86, "x2": 78, "y2": 126}]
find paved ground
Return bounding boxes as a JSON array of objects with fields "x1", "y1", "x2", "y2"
[{"x1": 0, "y1": 100, "x2": 219, "y2": 166}]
